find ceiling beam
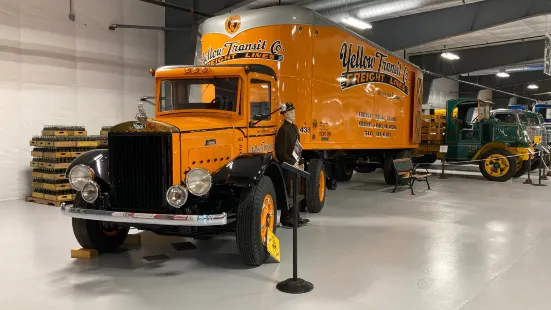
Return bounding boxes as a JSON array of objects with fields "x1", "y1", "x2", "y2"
[
  {"x1": 213, "y1": 0, "x2": 258, "y2": 15},
  {"x1": 140, "y1": 0, "x2": 213, "y2": 18},
  {"x1": 410, "y1": 39, "x2": 545, "y2": 77},
  {"x1": 365, "y1": 0, "x2": 551, "y2": 51}
]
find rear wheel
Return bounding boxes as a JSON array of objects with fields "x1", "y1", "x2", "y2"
[
  {"x1": 305, "y1": 159, "x2": 326, "y2": 213},
  {"x1": 72, "y1": 193, "x2": 129, "y2": 253},
  {"x1": 513, "y1": 158, "x2": 530, "y2": 178},
  {"x1": 479, "y1": 149, "x2": 516, "y2": 182},
  {"x1": 334, "y1": 159, "x2": 354, "y2": 182},
  {"x1": 236, "y1": 176, "x2": 277, "y2": 266}
]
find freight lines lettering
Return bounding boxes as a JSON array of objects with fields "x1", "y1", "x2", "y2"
[
  {"x1": 202, "y1": 40, "x2": 284, "y2": 65},
  {"x1": 339, "y1": 42, "x2": 409, "y2": 95}
]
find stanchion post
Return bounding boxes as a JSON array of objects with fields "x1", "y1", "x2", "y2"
[
  {"x1": 439, "y1": 159, "x2": 447, "y2": 179},
  {"x1": 277, "y1": 163, "x2": 314, "y2": 294},
  {"x1": 541, "y1": 152, "x2": 548, "y2": 180},
  {"x1": 534, "y1": 151, "x2": 547, "y2": 187},
  {"x1": 524, "y1": 155, "x2": 533, "y2": 185}
]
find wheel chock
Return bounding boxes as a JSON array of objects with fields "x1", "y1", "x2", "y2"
[
  {"x1": 71, "y1": 248, "x2": 98, "y2": 259},
  {"x1": 124, "y1": 233, "x2": 142, "y2": 245}
]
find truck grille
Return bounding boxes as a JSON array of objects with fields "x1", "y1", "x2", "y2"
[{"x1": 108, "y1": 132, "x2": 172, "y2": 212}]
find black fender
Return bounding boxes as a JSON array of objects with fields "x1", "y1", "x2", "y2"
[
  {"x1": 212, "y1": 153, "x2": 289, "y2": 210},
  {"x1": 65, "y1": 149, "x2": 110, "y2": 191}
]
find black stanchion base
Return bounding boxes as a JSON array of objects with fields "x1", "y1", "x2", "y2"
[
  {"x1": 276, "y1": 278, "x2": 314, "y2": 294},
  {"x1": 523, "y1": 179, "x2": 533, "y2": 184}
]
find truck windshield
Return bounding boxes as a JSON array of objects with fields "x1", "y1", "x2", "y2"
[
  {"x1": 518, "y1": 113, "x2": 528, "y2": 125},
  {"x1": 160, "y1": 78, "x2": 239, "y2": 112}
]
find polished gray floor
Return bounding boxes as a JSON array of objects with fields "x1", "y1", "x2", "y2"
[{"x1": 2, "y1": 171, "x2": 551, "y2": 310}]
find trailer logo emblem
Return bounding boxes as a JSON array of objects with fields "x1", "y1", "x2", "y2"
[
  {"x1": 339, "y1": 42, "x2": 410, "y2": 95},
  {"x1": 225, "y1": 15, "x2": 241, "y2": 34}
]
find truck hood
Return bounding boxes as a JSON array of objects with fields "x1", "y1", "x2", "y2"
[{"x1": 154, "y1": 116, "x2": 238, "y2": 133}]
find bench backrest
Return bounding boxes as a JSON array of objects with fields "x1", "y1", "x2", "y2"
[{"x1": 393, "y1": 158, "x2": 413, "y2": 173}]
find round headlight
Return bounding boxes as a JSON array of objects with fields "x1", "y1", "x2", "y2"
[
  {"x1": 185, "y1": 168, "x2": 212, "y2": 196},
  {"x1": 166, "y1": 185, "x2": 188, "y2": 208},
  {"x1": 69, "y1": 165, "x2": 93, "y2": 191},
  {"x1": 82, "y1": 181, "x2": 100, "y2": 203}
]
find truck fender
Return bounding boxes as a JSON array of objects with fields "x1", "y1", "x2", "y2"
[
  {"x1": 211, "y1": 153, "x2": 289, "y2": 211},
  {"x1": 65, "y1": 149, "x2": 110, "y2": 190},
  {"x1": 472, "y1": 142, "x2": 509, "y2": 160}
]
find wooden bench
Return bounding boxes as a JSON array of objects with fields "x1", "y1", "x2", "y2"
[{"x1": 392, "y1": 158, "x2": 432, "y2": 195}]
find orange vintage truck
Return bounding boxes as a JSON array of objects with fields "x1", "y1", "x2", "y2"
[{"x1": 61, "y1": 5, "x2": 423, "y2": 266}]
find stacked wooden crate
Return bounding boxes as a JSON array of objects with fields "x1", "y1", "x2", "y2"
[
  {"x1": 421, "y1": 115, "x2": 446, "y2": 144},
  {"x1": 98, "y1": 126, "x2": 111, "y2": 149},
  {"x1": 27, "y1": 126, "x2": 99, "y2": 207}
]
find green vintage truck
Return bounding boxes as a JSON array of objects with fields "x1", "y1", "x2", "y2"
[{"x1": 414, "y1": 98, "x2": 535, "y2": 182}]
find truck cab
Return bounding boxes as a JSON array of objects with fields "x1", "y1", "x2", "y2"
[
  {"x1": 430, "y1": 98, "x2": 533, "y2": 181},
  {"x1": 60, "y1": 64, "x2": 309, "y2": 267}
]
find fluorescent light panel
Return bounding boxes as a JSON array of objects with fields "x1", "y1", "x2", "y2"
[
  {"x1": 527, "y1": 84, "x2": 539, "y2": 89},
  {"x1": 341, "y1": 17, "x2": 372, "y2": 30},
  {"x1": 441, "y1": 52, "x2": 460, "y2": 60},
  {"x1": 496, "y1": 72, "x2": 510, "y2": 78}
]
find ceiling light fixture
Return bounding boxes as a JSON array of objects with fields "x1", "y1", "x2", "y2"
[
  {"x1": 341, "y1": 17, "x2": 372, "y2": 30},
  {"x1": 527, "y1": 84, "x2": 539, "y2": 89},
  {"x1": 441, "y1": 52, "x2": 460, "y2": 60},
  {"x1": 496, "y1": 72, "x2": 510, "y2": 78}
]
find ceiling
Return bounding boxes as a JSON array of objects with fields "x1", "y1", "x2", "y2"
[{"x1": 408, "y1": 14, "x2": 551, "y2": 54}]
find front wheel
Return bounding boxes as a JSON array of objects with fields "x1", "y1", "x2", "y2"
[
  {"x1": 305, "y1": 158, "x2": 326, "y2": 213},
  {"x1": 236, "y1": 176, "x2": 277, "y2": 266},
  {"x1": 72, "y1": 193, "x2": 129, "y2": 253},
  {"x1": 479, "y1": 149, "x2": 516, "y2": 182}
]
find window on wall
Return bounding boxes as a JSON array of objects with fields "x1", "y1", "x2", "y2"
[{"x1": 250, "y1": 79, "x2": 271, "y2": 120}]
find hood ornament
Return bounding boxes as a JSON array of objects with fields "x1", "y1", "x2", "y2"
[{"x1": 136, "y1": 100, "x2": 148, "y2": 123}]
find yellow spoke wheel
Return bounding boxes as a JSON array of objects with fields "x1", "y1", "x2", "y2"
[
  {"x1": 260, "y1": 194, "x2": 275, "y2": 246},
  {"x1": 484, "y1": 154, "x2": 510, "y2": 177},
  {"x1": 319, "y1": 170, "x2": 325, "y2": 202}
]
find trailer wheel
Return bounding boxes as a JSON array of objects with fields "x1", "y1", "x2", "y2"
[
  {"x1": 72, "y1": 193, "x2": 129, "y2": 253},
  {"x1": 479, "y1": 148, "x2": 516, "y2": 182},
  {"x1": 513, "y1": 158, "x2": 530, "y2": 178},
  {"x1": 334, "y1": 159, "x2": 354, "y2": 182},
  {"x1": 305, "y1": 158, "x2": 326, "y2": 213},
  {"x1": 236, "y1": 175, "x2": 277, "y2": 266}
]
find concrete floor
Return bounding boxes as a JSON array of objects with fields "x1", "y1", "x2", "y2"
[{"x1": 2, "y1": 171, "x2": 551, "y2": 310}]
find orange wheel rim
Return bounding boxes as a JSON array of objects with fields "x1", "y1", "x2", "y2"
[
  {"x1": 260, "y1": 194, "x2": 275, "y2": 246},
  {"x1": 319, "y1": 170, "x2": 325, "y2": 202}
]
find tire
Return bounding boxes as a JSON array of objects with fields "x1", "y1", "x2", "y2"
[
  {"x1": 354, "y1": 164, "x2": 378, "y2": 173},
  {"x1": 236, "y1": 176, "x2": 277, "y2": 266},
  {"x1": 305, "y1": 158, "x2": 326, "y2": 213},
  {"x1": 72, "y1": 193, "x2": 129, "y2": 253},
  {"x1": 334, "y1": 159, "x2": 354, "y2": 182},
  {"x1": 531, "y1": 157, "x2": 542, "y2": 171},
  {"x1": 383, "y1": 151, "x2": 410, "y2": 185},
  {"x1": 478, "y1": 148, "x2": 517, "y2": 182},
  {"x1": 412, "y1": 154, "x2": 437, "y2": 165},
  {"x1": 513, "y1": 159, "x2": 530, "y2": 178}
]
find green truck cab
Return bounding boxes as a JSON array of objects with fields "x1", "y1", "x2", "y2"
[{"x1": 415, "y1": 98, "x2": 534, "y2": 182}]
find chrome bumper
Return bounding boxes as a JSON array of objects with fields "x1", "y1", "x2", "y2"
[{"x1": 61, "y1": 205, "x2": 227, "y2": 226}]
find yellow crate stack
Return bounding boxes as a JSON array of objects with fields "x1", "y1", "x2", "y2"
[
  {"x1": 27, "y1": 126, "x2": 99, "y2": 207},
  {"x1": 421, "y1": 115, "x2": 446, "y2": 144}
]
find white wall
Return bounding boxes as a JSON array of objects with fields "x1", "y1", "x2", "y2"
[
  {"x1": 424, "y1": 77, "x2": 459, "y2": 109},
  {"x1": 0, "y1": 0, "x2": 164, "y2": 200}
]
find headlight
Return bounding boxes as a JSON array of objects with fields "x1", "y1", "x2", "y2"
[
  {"x1": 166, "y1": 185, "x2": 188, "y2": 208},
  {"x1": 185, "y1": 168, "x2": 212, "y2": 196},
  {"x1": 69, "y1": 165, "x2": 94, "y2": 191},
  {"x1": 82, "y1": 181, "x2": 100, "y2": 203}
]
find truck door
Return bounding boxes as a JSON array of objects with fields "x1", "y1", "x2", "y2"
[{"x1": 247, "y1": 77, "x2": 278, "y2": 154}]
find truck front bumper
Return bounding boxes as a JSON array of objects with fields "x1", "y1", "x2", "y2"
[{"x1": 61, "y1": 204, "x2": 227, "y2": 226}]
